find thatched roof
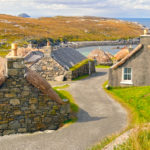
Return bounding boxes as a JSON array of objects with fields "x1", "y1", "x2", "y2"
[
  {"x1": 25, "y1": 68, "x2": 64, "y2": 104},
  {"x1": 105, "y1": 52, "x2": 114, "y2": 59},
  {"x1": 88, "y1": 49, "x2": 112, "y2": 65},
  {"x1": 112, "y1": 44, "x2": 143, "y2": 69},
  {"x1": 0, "y1": 57, "x2": 7, "y2": 86},
  {"x1": 114, "y1": 47, "x2": 129, "y2": 61}
]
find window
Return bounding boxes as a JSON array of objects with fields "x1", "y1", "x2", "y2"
[
  {"x1": 123, "y1": 68, "x2": 132, "y2": 81},
  {"x1": 121, "y1": 68, "x2": 132, "y2": 85}
]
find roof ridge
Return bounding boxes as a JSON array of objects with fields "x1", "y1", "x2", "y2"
[{"x1": 111, "y1": 44, "x2": 143, "y2": 69}]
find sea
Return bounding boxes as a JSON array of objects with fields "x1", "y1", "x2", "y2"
[{"x1": 77, "y1": 18, "x2": 150, "y2": 56}]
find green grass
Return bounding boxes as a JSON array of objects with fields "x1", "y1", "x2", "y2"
[
  {"x1": 53, "y1": 84, "x2": 70, "y2": 89},
  {"x1": 0, "y1": 51, "x2": 9, "y2": 57},
  {"x1": 108, "y1": 86, "x2": 150, "y2": 124},
  {"x1": 73, "y1": 74, "x2": 89, "y2": 81},
  {"x1": 53, "y1": 85, "x2": 79, "y2": 124},
  {"x1": 91, "y1": 82, "x2": 150, "y2": 150},
  {"x1": 70, "y1": 59, "x2": 93, "y2": 71},
  {"x1": 96, "y1": 65, "x2": 110, "y2": 69}
]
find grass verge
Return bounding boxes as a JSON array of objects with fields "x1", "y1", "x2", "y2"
[
  {"x1": 53, "y1": 84, "x2": 79, "y2": 124},
  {"x1": 114, "y1": 126, "x2": 150, "y2": 150},
  {"x1": 91, "y1": 81, "x2": 150, "y2": 150},
  {"x1": 96, "y1": 65, "x2": 110, "y2": 69}
]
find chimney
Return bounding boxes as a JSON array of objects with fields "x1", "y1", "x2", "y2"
[
  {"x1": 11, "y1": 43, "x2": 18, "y2": 56},
  {"x1": 144, "y1": 28, "x2": 149, "y2": 35},
  {"x1": 44, "y1": 41, "x2": 52, "y2": 57},
  {"x1": 140, "y1": 29, "x2": 150, "y2": 45},
  {"x1": 6, "y1": 43, "x2": 25, "y2": 78}
]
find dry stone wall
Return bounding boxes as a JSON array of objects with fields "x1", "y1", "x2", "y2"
[
  {"x1": 0, "y1": 57, "x2": 70, "y2": 136},
  {"x1": 65, "y1": 61, "x2": 96, "y2": 80}
]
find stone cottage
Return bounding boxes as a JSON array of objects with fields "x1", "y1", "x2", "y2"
[
  {"x1": 109, "y1": 29, "x2": 150, "y2": 87},
  {"x1": 0, "y1": 44, "x2": 70, "y2": 136},
  {"x1": 28, "y1": 45, "x2": 95, "y2": 81},
  {"x1": 88, "y1": 49, "x2": 113, "y2": 66}
]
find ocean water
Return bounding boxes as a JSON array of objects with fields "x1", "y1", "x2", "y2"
[
  {"x1": 118, "y1": 18, "x2": 150, "y2": 28},
  {"x1": 77, "y1": 45, "x2": 137, "y2": 57},
  {"x1": 77, "y1": 18, "x2": 150, "y2": 56}
]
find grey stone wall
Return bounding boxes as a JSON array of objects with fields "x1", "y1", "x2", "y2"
[
  {"x1": 0, "y1": 57, "x2": 70, "y2": 136},
  {"x1": 65, "y1": 61, "x2": 96, "y2": 80},
  {"x1": 109, "y1": 35, "x2": 150, "y2": 87},
  {"x1": 30, "y1": 57, "x2": 66, "y2": 81}
]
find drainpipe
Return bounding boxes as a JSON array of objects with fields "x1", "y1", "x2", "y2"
[{"x1": 88, "y1": 61, "x2": 91, "y2": 75}]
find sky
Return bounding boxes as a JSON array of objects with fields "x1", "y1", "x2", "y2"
[{"x1": 0, "y1": 0, "x2": 150, "y2": 18}]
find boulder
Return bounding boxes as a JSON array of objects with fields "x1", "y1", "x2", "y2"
[{"x1": 54, "y1": 75, "x2": 65, "y2": 81}]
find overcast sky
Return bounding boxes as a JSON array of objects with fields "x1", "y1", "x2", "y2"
[{"x1": 0, "y1": 0, "x2": 150, "y2": 18}]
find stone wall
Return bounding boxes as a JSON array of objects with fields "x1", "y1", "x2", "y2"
[
  {"x1": 30, "y1": 57, "x2": 66, "y2": 81},
  {"x1": 0, "y1": 57, "x2": 70, "y2": 136},
  {"x1": 65, "y1": 61, "x2": 95, "y2": 80}
]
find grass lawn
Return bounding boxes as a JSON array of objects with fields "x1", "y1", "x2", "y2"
[
  {"x1": 91, "y1": 83, "x2": 150, "y2": 150},
  {"x1": 53, "y1": 85, "x2": 79, "y2": 124},
  {"x1": 108, "y1": 86, "x2": 150, "y2": 125},
  {"x1": 96, "y1": 65, "x2": 110, "y2": 69}
]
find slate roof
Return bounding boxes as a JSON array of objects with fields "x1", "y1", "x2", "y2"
[
  {"x1": 52, "y1": 47, "x2": 86, "y2": 70},
  {"x1": 24, "y1": 51, "x2": 44, "y2": 63}
]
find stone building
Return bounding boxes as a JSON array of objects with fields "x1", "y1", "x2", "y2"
[
  {"x1": 28, "y1": 45, "x2": 95, "y2": 81},
  {"x1": 0, "y1": 44, "x2": 70, "y2": 136},
  {"x1": 109, "y1": 29, "x2": 150, "y2": 87}
]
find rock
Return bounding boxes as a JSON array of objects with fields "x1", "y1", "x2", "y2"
[
  {"x1": 54, "y1": 75, "x2": 64, "y2": 81},
  {"x1": 5, "y1": 93, "x2": 16, "y2": 98},
  {"x1": 13, "y1": 62, "x2": 24, "y2": 69},
  {"x1": 10, "y1": 99, "x2": 20, "y2": 105},
  {"x1": 105, "y1": 84, "x2": 110, "y2": 90},
  {"x1": 0, "y1": 124, "x2": 8, "y2": 130},
  {"x1": 18, "y1": 128, "x2": 27, "y2": 133},
  {"x1": 8, "y1": 69, "x2": 18, "y2": 76},
  {"x1": 9, "y1": 120, "x2": 20, "y2": 129},
  {"x1": 29, "y1": 98, "x2": 37, "y2": 104},
  {"x1": 3, "y1": 130, "x2": 15, "y2": 135},
  {"x1": 14, "y1": 110, "x2": 22, "y2": 115},
  {"x1": 18, "y1": 13, "x2": 30, "y2": 18}
]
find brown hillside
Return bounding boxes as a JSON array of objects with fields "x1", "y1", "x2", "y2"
[{"x1": 0, "y1": 14, "x2": 143, "y2": 43}]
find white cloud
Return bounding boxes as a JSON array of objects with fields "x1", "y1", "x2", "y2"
[{"x1": 0, "y1": 0, "x2": 150, "y2": 17}]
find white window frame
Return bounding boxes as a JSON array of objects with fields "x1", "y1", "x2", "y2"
[{"x1": 120, "y1": 67, "x2": 133, "y2": 85}]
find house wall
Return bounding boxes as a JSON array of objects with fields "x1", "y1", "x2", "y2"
[
  {"x1": 30, "y1": 57, "x2": 66, "y2": 81},
  {"x1": 0, "y1": 57, "x2": 70, "y2": 136},
  {"x1": 65, "y1": 61, "x2": 96, "y2": 80},
  {"x1": 109, "y1": 36, "x2": 150, "y2": 87}
]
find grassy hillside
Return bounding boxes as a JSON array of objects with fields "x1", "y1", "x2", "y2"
[{"x1": 0, "y1": 14, "x2": 143, "y2": 52}]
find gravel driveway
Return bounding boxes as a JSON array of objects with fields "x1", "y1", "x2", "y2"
[{"x1": 0, "y1": 69, "x2": 127, "y2": 150}]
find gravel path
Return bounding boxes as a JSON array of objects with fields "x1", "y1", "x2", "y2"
[{"x1": 0, "y1": 69, "x2": 127, "y2": 150}]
